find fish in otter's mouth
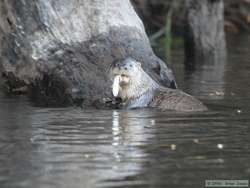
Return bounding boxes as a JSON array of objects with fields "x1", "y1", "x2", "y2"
[{"x1": 112, "y1": 74, "x2": 130, "y2": 97}]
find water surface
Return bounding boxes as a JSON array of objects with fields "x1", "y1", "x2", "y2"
[{"x1": 0, "y1": 34, "x2": 250, "y2": 188}]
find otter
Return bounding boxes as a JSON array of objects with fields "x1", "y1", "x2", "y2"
[{"x1": 109, "y1": 58, "x2": 207, "y2": 112}]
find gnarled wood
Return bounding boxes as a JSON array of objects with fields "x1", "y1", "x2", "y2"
[{"x1": 0, "y1": 0, "x2": 176, "y2": 106}]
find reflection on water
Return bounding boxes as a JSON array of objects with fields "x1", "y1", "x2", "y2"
[{"x1": 1, "y1": 34, "x2": 250, "y2": 188}]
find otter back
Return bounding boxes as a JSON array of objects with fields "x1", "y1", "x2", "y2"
[{"x1": 150, "y1": 87, "x2": 207, "y2": 112}]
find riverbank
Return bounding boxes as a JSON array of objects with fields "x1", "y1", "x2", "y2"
[{"x1": 132, "y1": 0, "x2": 250, "y2": 34}]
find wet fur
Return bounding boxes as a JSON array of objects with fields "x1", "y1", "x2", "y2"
[{"x1": 110, "y1": 58, "x2": 207, "y2": 111}]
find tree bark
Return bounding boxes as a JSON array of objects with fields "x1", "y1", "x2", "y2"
[
  {"x1": 184, "y1": 0, "x2": 226, "y2": 68},
  {"x1": 0, "y1": 0, "x2": 176, "y2": 107}
]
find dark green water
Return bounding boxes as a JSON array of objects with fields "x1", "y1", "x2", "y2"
[{"x1": 0, "y1": 34, "x2": 250, "y2": 188}]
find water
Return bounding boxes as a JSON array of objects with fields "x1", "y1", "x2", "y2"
[{"x1": 0, "y1": 34, "x2": 250, "y2": 188}]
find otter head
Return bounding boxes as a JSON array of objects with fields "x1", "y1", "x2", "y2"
[
  {"x1": 110, "y1": 58, "x2": 142, "y2": 86},
  {"x1": 109, "y1": 58, "x2": 144, "y2": 100}
]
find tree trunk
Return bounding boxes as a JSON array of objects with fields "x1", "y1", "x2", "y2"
[
  {"x1": 0, "y1": 0, "x2": 176, "y2": 107},
  {"x1": 184, "y1": 0, "x2": 226, "y2": 68}
]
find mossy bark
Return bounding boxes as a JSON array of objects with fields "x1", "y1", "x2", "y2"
[{"x1": 0, "y1": 0, "x2": 176, "y2": 107}]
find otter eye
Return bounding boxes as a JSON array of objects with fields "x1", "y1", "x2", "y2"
[{"x1": 129, "y1": 64, "x2": 133, "y2": 67}]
